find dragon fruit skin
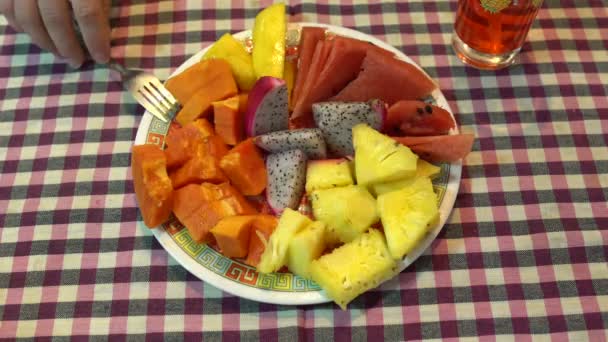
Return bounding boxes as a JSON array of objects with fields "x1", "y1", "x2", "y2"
[
  {"x1": 246, "y1": 76, "x2": 289, "y2": 137},
  {"x1": 254, "y1": 128, "x2": 327, "y2": 160},
  {"x1": 265, "y1": 149, "x2": 308, "y2": 214},
  {"x1": 312, "y1": 100, "x2": 387, "y2": 157}
]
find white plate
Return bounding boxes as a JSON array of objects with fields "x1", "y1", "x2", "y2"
[{"x1": 134, "y1": 23, "x2": 461, "y2": 305}]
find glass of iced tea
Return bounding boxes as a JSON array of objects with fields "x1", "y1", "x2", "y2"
[{"x1": 452, "y1": 0, "x2": 543, "y2": 70}]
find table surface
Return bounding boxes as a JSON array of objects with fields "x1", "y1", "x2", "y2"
[{"x1": 1, "y1": 0, "x2": 607, "y2": 340}]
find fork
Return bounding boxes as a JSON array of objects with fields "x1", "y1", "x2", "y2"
[{"x1": 109, "y1": 62, "x2": 180, "y2": 123}]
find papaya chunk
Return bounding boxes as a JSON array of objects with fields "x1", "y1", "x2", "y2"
[
  {"x1": 173, "y1": 183, "x2": 257, "y2": 243},
  {"x1": 172, "y1": 59, "x2": 238, "y2": 126},
  {"x1": 164, "y1": 119, "x2": 216, "y2": 169},
  {"x1": 169, "y1": 135, "x2": 229, "y2": 188},
  {"x1": 219, "y1": 139, "x2": 267, "y2": 196},
  {"x1": 245, "y1": 215, "x2": 279, "y2": 267},
  {"x1": 131, "y1": 144, "x2": 173, "y2": 228},
  {"x1": 211, "y1": 215, "x2": 257, "y2": 258},
  {"x1": 213, "y1": 96, "x2": 243, "y2": 146}
]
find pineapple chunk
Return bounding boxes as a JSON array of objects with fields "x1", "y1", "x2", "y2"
[
  {"x1": 310, "y1": 185, "x2": 378, "y2": 245},
  {"x1": 257, "y1": 208, "x2": 312, "y2": 273},
  {"x1": 287, "y1": 221, "x2": 326, "y2": 279},
  {"x1": 305, "y1": 159, "x2": 354, "y2": 193},
  {"x1": 309, "y1": 229, "x2": 397, "y2": 310},
  {"x1": 416, "y1": 159, "x2": 441, "y2": 179},
  {"x1": 353, "y1": 124, "x2": 418, "y2": 186},
  {"x1": 371, "y1": 178, "x2": 416, "y2": 197},
  {"x1": 377, "y1": 177, "x2": 439, "y2": 259},
  {"x1": 371, "y1": 159, "x2": 441, "y2": 196}
]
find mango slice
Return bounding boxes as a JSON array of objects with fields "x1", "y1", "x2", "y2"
[
  {"x1": 252, "y1": 3, "x2": 286, "y2": 79},
  {"x1": 203, "y1": 33, "x2": 256, "y2": 91}
]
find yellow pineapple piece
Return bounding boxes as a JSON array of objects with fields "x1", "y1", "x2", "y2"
[
  {"x1": 310, "y1": 185, "x2": 378, "y2": 245},
  {"x1": 305, "y1": 158, "x2": 354, "y2": 193},
  {"x1": 371, "y1": 159, "x2": 441, "y2": 196},
  {"x1": 416, "y1": 159, "x2": 441, "y2": 179},
  {"x1": 309, "y1": 229, "x2": 397, "y2": 310},
  {"x1": 257, "y1": 208, "x2": 312, "y2": 273},
  {"x1": 353, "y1": 124, "x2": 418, "y2": 186},
  {"x1": 377, "y1": 177, "x2": 439, "y2": 259},
  {"x1": 287, "y1": 221, "x2": 326, "y2": 279}
]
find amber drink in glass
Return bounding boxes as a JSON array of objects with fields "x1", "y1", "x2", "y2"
[{"x1": 452, "y1": 0, "x2": 543, "y2": 70}]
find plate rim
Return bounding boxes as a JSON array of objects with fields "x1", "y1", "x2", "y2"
[{"x1": 134, "y1": 22, "x2": 461, "y2": 306}]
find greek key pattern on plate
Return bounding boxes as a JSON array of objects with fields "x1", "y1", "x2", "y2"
[
  {"x1": 169, "y1": 228, "x2": 322, "y2": 291},
  {"x1": 146, "y1": 117, "x2": 170, "y2": 147}
]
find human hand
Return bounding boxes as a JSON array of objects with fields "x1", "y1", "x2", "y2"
[{"x1": 0, "y1": 0, "x2": 111, "y2": 68}]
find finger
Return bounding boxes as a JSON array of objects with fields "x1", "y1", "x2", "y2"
[
  {"x1": 0, "y1": 0, "x2": 23, "y2": 32},
  {"x1": 38, "y1": 0, "x2": 85, "y2": 67},
  {"x1": 14, "y1": 0, "x2": 58, "y2": 54},
  {"x1": 71, "y1": 0, "x2": 110, "y2": 63}
]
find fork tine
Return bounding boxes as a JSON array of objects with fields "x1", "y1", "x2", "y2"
[
  {"x1": 142, "y1": 82, "x2": 174, "y2": 112},
  {"x1": 133, "y1": 90, "x2": 169, "y2": 122},
  {"x1": 150, "y1": 78, "x2": 178, "y2": 105}
]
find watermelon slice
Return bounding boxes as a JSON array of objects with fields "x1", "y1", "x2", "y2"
[
  {"x1": 291, "y1": 36, "x2": 395, "y2": 127},
  {"x1": 332, "y1": 49, "x2": 437, "y2": 105},
  {"x1": 291, "y1": 27, "x2": 326, "y2": 110},
  {"x1": 386, "y1": 100, "x2": 455, "y2": 136},
  {"x1": 290, "y1": 39, "x2": 334, "y2": 128},
  {"x1": 392, "y1": 134, "x2": 474, "y2": 163}
]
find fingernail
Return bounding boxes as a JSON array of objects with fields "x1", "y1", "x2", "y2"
[
  {"x1": 93, "y1": 52, "x2": 111, "y2": 64},
  {"x1": 68, "y1": 58, "x2": 84, "y2": 69}
]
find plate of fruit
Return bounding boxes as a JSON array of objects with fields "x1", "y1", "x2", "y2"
[{"x1": 132, "y1": 4, "x2": 474, "y2": 309}]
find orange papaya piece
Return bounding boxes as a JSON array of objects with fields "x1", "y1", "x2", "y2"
[
  {"x1": 164, "y1": 118, "x2": 216, "y2": 169},
  {"x1": 213, "y1": 96, "x2": 243, "y2": 146},
  {"x1": 173, "y1": 183, "x2": 257, "y2": 243},
  {"x1": 165, "y1": 61, "x2": 210, "y2": 105},
  {"x1": 192, "y1": 118, "x2": 216, "y2": 137},
  {"x1": 174, "y1": 60, "x2": 238, "y2": 126},
  {"x1": 211, "y1": 215, "x2": 257, "y2": 258},
  {"x1": 168, "y1": 135, "x2": 229, "y2": 188},
  {"x1": 238, "y1": 93, "x2": 248, "y2": 116},
  {"x1": 169, "y1": 154, "x2": 227, "y2": 189},
  {"x1": 219, "y1": 139, "x2": 267, "y2": 196},
  {"x1": 245, "y1": 215, "x2": 279, "y2": 267},
  {"x1": 131, "y1": 144, "x2": 174, "y2": 228}
]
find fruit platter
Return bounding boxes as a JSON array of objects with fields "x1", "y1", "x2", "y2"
[{"x1": 132, "y1": 4, "x2": 474, "y2": 308}]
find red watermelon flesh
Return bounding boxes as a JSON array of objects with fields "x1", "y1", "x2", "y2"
[
  {"x1": 392, "y1": 134, "x2": 474, "y2": 163},
  {"x1": 291, "y1": 27, "x2": 326, "y2": 110},
  {"x1": 332, "y1": 49, "x2": 437, "y2": 105},
  {"x1": 386, "y1": 100, "x2": 455, "y2": 136},
  {"x1": 290, "y1": 39, "x2": 334, "y2": 128},
  {"x1": 291, "y1": 36, "x2": 396, "y2": 126}
]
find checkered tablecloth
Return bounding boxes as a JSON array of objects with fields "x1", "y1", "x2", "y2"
[{"x1": 1, "y1": 0, "x2": 607, "y2": 340}]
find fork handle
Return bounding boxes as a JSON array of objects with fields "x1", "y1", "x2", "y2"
[{"x1": 109, "y1": 61, "x2": 129, "y2": 77}]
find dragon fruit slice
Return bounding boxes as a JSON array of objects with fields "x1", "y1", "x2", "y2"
[
  {"x1": 254, "y1": 128, "x2": 327, "y2": 159},
  {"x1": 245, "y1": 76, "x2": 289, "y2": 137},
  {"x1": 266, "y1": 149, "x2": 307, "y2": 214},
  {"x1": 312, "y1": 100, "x2": 386, "y2": 157}
]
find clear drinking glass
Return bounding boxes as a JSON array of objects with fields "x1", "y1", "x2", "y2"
[{"x1": 452, "y1": 0, "x2": 543, "y2": 70}]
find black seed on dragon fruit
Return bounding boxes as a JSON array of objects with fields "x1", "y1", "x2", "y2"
[
  {"x1": 265, "y1": 149, "x2": 307, "y2": 214},
  {"x1": 254, "y1": 128, "x2": 327, "y2": 159},
  {"x1": 312, "y1": 100, "x2": 387, "y2": 157}
]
